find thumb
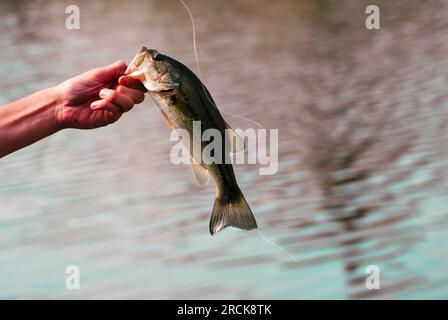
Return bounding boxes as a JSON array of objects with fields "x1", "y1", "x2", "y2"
[{"x1": 96, "y1": 60, "x2": 127, "y2": 82}]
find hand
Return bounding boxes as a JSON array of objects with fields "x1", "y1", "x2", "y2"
[{"x1": 55, "y1": 61, "x2": 147, "y2": 129}]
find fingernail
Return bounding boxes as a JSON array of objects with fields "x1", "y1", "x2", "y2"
[
  {"x1": 99, "y1": 89, "x2": 108, "y2": 98},
  {"x1": 120, "y1": 77, "x2": 128, "y2": 85},
  {"x1": 91, "y1": 101, "x2": 102, "y2": 110}
]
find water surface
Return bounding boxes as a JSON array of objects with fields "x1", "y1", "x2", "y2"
[{"x1": 0, "y1": 0, "x2": 447, "y2": 299}]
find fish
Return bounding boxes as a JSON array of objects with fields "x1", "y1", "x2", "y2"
[{"x1": 125, "y1": 47, "x2": 257, "y2": 235}]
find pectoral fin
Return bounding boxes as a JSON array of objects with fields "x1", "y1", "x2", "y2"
[
  {"x1": 164, "y1": 113, "x2": 208, "y2": 186},
  {"x1": 191, "y1": 156, "x2": 209, "y2": 186},
  {"x1": 160, "y1": 110, "x2": 175, "y2": 129},
  {"x1": 224, "y1": 120, "x2": 246, "y2": 153}
]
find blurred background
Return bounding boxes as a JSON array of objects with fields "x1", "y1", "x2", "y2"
[{"x1": 0, "y1": 0, "x2": 447, "y2": 299}]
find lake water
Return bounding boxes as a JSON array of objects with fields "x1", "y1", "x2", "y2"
[{"x1": 0, "y1": 0, "x2": 447, "y2": 299}]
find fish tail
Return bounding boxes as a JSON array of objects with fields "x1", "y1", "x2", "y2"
[{"x1": 209, "y1": 191, "x2": 257, "y2": 235}]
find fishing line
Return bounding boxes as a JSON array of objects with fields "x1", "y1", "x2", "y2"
[
  {"x1": 179, "y1": 0, "x2": 264, "y2": 130},
  {"x1": 179, "y1": 0, "x2": 201, "y2": 77},
  {"x1": 257, "y1": 229, "x2": 299, "y2": 262},
  {"x1": 179, "y1": 0, "x2": 299, "y2": 263}
]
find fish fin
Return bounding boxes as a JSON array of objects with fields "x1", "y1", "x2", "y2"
[
  {"x1": 191, "y1": 157, "x2": 209, "y2": 186},
  {"x1": 209, "y1": 192, "x2": 257, "y2": 235},
  {"x1": 160, "y1": 110, "x2": 175, "y2": 129},
  {"x1": 224, "y1": 121, "x2": 246, "y2": 153}
]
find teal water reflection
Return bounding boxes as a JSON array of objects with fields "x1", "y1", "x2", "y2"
[{"x1": 0, "y1": 0, "x2": 447, "y2": 299}]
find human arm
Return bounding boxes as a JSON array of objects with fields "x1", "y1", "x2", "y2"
[{"x1": 0, "y1": 61, "x2": 146, "y2": 158}]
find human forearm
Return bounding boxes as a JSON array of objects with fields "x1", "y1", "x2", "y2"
[
  {"x1": 0, "y1": 61, "x2": 146, "y2": 158},
  {"x1": 0, "y1": 87, "x2": 62, "y2": 158}
]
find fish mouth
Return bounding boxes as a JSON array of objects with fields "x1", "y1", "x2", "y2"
[
  {"x1": 153, "y1": 87, "x2": 176, "y2": 95},
  {"x1": 125, "y1": 46, "x2": 149, "y2": 74}
]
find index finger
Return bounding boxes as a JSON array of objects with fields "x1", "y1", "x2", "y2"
[{"x1": 118, "y1": 76, "x2": 147, "y2": 92}]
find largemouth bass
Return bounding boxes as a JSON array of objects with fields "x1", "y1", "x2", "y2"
[{"x1": 126, "y1": 47, "x2": 257, "y2": 235}]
